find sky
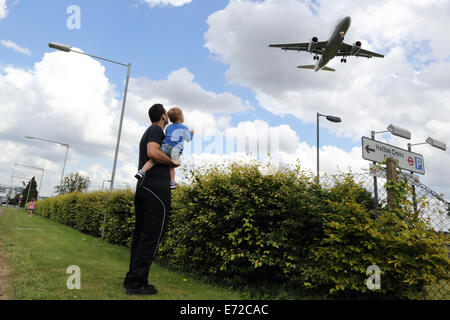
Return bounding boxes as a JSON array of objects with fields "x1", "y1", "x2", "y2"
[{"x1": 0, "y1": 0, "x2": 449, "y2": 199}]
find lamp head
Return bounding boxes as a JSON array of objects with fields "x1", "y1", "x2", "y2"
[
  {"x1": 49, "y1": 42, "x2": 72, "y2": 52},
  {"x1": 387, "y1": 124, "x2": 411, "y2": 140},
  {"x1": 426, "y1": 137, "x2": 447, "y2": 151},
  {"x1": 326, "y1": 115, "x2": 342, "y2": 123}
]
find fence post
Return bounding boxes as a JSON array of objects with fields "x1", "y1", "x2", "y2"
[{"x1": 386, "y1": 157, "x2": 398, "y2": 210}]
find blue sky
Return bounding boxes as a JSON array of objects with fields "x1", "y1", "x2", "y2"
[
  {"x1": 1, "y1": 0, "x2": 449, "y2": 198},
  {"x1": 0, "y1": 0, "x2": 351, "y2": 153}
]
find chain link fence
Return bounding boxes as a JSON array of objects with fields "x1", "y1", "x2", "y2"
[{"x1": 319, "y1": 170, "x2": 449, "y2": 300}]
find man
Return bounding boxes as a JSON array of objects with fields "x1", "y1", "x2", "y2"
[{"x1": 123, "y1": 103, "x2": 180, "y2": 295}]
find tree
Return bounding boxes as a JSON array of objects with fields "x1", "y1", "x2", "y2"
[
  {"x1": 54, "y1": 172, "x2": 91, "y2": 195},
  {"x1": 21, "y1": 177, "x2": 38, "y2": 207}
]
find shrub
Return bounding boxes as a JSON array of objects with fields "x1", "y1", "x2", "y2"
[
  {"x1": 33, "y1": 161, "x2": 450, "y2": 299},
  {"x1": 301, "y1": 175, "x2": 450, "y2": 299}
]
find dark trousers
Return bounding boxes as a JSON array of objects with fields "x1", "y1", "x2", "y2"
[{"x1": 124, "y1": 186, "x2": 171, "y2": 288}]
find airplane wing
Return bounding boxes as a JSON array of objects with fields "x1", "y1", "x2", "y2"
[
  {"x1": 269, "y1": 41, "x2": 328, "y2": 55},
  {"x1": 338, "y1": 42, "x2": 384, "y2": 58}
]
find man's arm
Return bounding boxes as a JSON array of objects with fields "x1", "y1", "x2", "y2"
[{"x1": 147, "y1": 142, "x2": 180, "y2": 167}]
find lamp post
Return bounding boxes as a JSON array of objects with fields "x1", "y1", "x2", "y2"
[
  {"x1": 316, "y1": 113, "x2": 342, "y2": 182},
  {"x1": 49, "y1": 42, "x2": 132, "y2": 241},
  {"x1": 408, "y1": 137, "x2": 447, "y2": 153},
  {"x1": 48, "y1": 42, "x2": 131, "y2": 192},
  {"x1": 102, "y1": 180, "x2": 111, "y2": 190},
  {"x1": 19, "y1": 178, "x2": 32, "y2": 210},
  {"x1": 8, "y1": 167, "x2": 14, "y2": 203},
  {"x1": 407, "y1": 137, "x2": 447, "y2": 215},
  {"x1": 14, "y1": 163, "x2": 45, "y2": 198},
  {"x1": 9, "y1": 175, "x2": 30, "y2": 206},
  {"x1": 370, "y1": 124, "x2": 411, "y2": 213},
  {"x1": 25, "y1": 136, "x2": 69, "y2": 189}
]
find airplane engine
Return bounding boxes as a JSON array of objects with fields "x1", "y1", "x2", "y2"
[
  {"x1": 351, "y1": 41, "x2": 362, "y2": 55},
  {"x1": 308, "y1": 37, "x2": 318, "y2": 52}
]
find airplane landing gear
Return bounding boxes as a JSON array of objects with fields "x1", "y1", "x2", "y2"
[
  {"x1": 313, "y1": 55, "x2": 319, "y2": 61},
  {"x1": 340, "y1": 58, "x2": 347, "y2": 63}
]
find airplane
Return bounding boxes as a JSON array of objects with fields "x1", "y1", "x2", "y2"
[{"x1": 268, "y1": 16, "x2": 384, "y2": 72}]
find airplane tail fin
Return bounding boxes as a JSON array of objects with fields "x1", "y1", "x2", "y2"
[{"x1": 297, "y1": 65, "x2": 336, "y2": 72}]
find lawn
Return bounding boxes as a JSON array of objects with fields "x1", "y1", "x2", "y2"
[{"x1": 0, "y1": 207, "x2": 249, "y2": 300}]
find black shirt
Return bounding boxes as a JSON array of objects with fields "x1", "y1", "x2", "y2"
[{"x1": 138, "y1": 124, "x2": 170, "y2": 188}]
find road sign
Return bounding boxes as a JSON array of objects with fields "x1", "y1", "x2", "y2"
[
  {"x1": 369, "y1": 164, "x2": 420, "y2": 185},
  {"x1": 362, "y1": 137, "x2": 425, "y2": 175}
]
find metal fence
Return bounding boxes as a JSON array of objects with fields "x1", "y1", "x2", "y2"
[{"x1": 320, "y1": 171, "x2": 449, "y2": 300}]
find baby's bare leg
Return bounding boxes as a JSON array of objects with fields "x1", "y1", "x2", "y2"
[
  {"x1": 170, "y1": 167, "x2": 175, "y2": 183},
  {"x1": 141, "y1": 159, "x2": 155, "y2": 173},
  {"x1": 135, "y1": 159, "x2": 156, "y2": 180}
]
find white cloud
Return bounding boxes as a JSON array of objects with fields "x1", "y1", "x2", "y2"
[
  {"x1": 204, "y1": 0, "x2": 450, "y2": 198},
  {"x1": 143, "y1": 0, "x2": 193, "y2": 8},
  {"x1": 1, "y1": 40, "x2": 31, "y2": 55},
  {"x1": 0, "y1": 0, "x2": 7, "y2": 19},
  {"x1": 127, "y1": 68, "x2": 251, "y2": 120},
  {"x1": 0, "y1": 50, "x2": 252, "y2": 196}
]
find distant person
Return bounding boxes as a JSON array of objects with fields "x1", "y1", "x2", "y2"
[
  {"x1": 28, "y1": 198, "x2": 35, "y2": 218},
  {"x1": 134, "y1": 107, "x2": 194, "y2": 189},
  {"x1": 123, "y1": 103, "x2": 180, "y2": 296}
]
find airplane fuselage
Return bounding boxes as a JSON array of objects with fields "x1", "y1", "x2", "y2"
[{"x1": 315, "y1": 16, "x2": 351, "y2": 71}]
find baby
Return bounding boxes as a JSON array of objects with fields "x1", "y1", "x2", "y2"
[{"x1": 135, "y1": 107, "x2": 194, "y2": 189}]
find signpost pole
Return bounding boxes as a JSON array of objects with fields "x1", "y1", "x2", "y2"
[
  {"x1": 371, "y1": 131, "x2": 379, "y2": 214},
  {"x1": 407, "y1": 143, "x2": 418, "y2": 217},
  {"x1": 386, "y1": 158, "x2": 398, "y2": 210}
]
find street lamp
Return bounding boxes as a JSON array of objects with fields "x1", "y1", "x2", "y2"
[
  {"x1": 25, "y1": 136, "x2": 69, "y2": 188},
  {"x1": 408, "y1": 137, "x2": 447, "y2": 152},
  {"x1": 14, "y1": 163, "x2": 45, "y2": 198},
  {"x1": 425, "y1": 137, "x2": 446, "y2": 151},
  {"x1": 372, "y1": 124, "x2": 411, "y2": 141},
  {"x1": 16, "y1": 177, "x2": 32, "y2": 209},
  {"x1": 370, "y1": 124, "x2": 411, "y2": 213},
  {"x1": 102, "y1": 179, "x2": 111, "y2": 190},
  {"x1": 48, "y1": 42, "x2": 131, "y2": 192},
  {"x1": 407, "y1": 137, "x2": 446, "y2": 216},
  {"x1": 8, "y1": 174, "x2": 30, "y2": 205},
  {"x1": 317, "y1": 113, "x2": 342, "y2": 181}
]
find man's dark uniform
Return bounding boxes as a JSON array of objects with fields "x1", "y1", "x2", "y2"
[{"x1": 124, "y1": 124, "x2": 171, "y2": 290}]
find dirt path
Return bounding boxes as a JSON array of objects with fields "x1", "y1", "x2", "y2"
[{"x1": 0, "y1": 207, "x2": 10, "y2": 300}]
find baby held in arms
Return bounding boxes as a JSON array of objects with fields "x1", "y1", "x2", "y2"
[{"x1": 135, "y1": 107, "x2": 194, "y2": 189}]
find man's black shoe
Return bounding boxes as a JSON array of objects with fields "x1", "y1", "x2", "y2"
[{"x1": 125, "y1": 284, "x2": 158, "y2": 296}]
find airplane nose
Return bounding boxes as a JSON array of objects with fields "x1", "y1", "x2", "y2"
[{"x1": 345, "y1": 16, "x2": 351, "y2": 27}]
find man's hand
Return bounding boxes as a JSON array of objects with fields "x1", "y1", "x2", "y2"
[
  {"x1": 190, "y1": 129, "x2": 195, "y2": 135},
  {"x1": 148, "y1": 142, "x2": 175, "y2": 166},
  {"x1": 172, "y1": 159, "x2": 181, "y2": 168}
]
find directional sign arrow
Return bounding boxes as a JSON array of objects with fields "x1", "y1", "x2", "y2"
[
  {"x1": 365, "y1": 144, "x2": 375, "y2": 154},
  {"x1": 361, "y1": 137, "x2": 425, "y2": 175}
]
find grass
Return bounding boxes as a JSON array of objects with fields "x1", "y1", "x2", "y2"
[
  {"x1": 0, "y1": 207, "x2": 249, "y2": 300},
  {"x1": 1, "y1": 206, "x2": 447, "y2": 300}
]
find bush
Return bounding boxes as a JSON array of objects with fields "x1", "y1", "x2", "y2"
[
  {"x1": 301, "y1": 175, "x2": 450, "y2": 299},
  {"x1": 158, "y1": 161, "x2": 331, "y2": 289},
  {"x1": 33, "y1": 161, "x2": 450, "y2": 299},
  {"x1": 34, "y1": 190, "x2": 135, "y2": 245}
]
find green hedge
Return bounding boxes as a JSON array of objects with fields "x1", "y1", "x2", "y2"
[
  {"x1": 35, "y1": 190, "x2": 135, "y2": 246},
  {"x1": 34, "y1": 161, "x2": 450, "y2": 299}
]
